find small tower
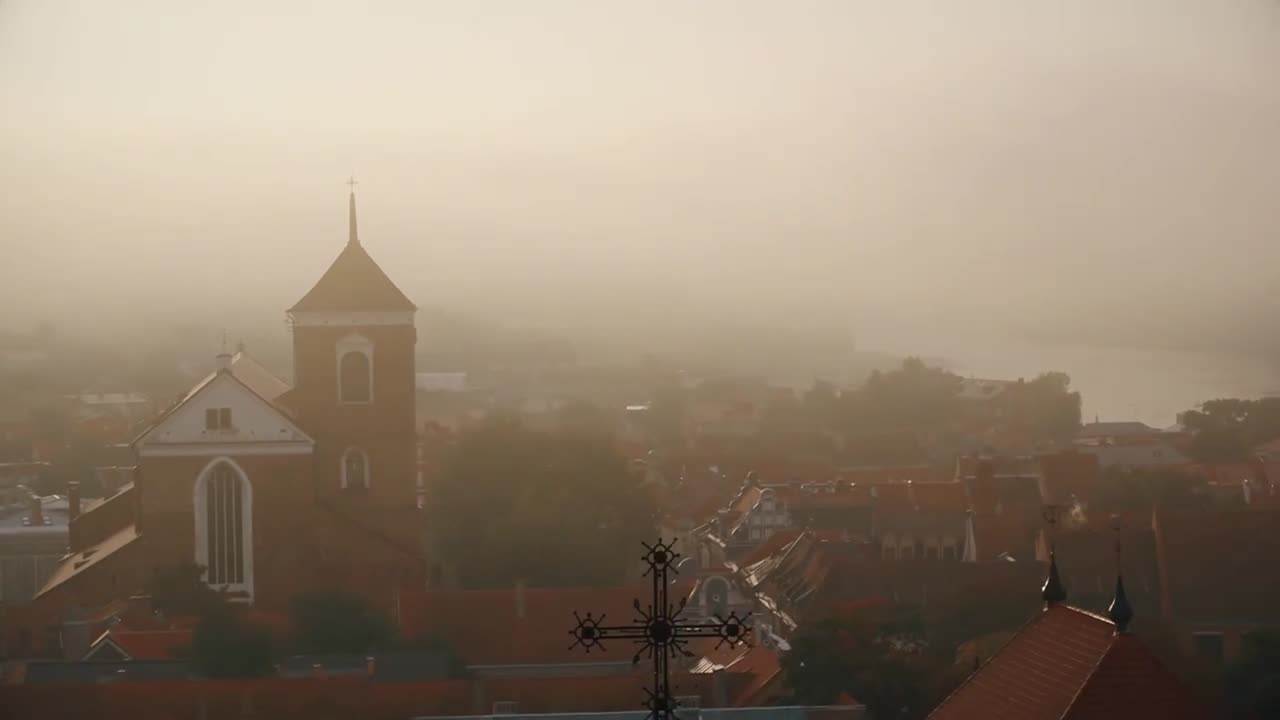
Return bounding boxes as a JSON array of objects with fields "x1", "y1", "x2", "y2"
[{"x1": 287, "y1": 182, "x2": 418, "y2": 510}]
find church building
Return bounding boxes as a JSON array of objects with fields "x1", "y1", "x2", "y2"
[{"x1": 13, "y1": 190, "x2": 428, "y2": 641}]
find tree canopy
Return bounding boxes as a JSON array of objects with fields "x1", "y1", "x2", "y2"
[
  {"x1": 190, "y1": 605, "x2": 274, "y2": 678},
  {"x1": 1180, "y1": 397, "x2": 1280, "y2": 463},
  {"x1": 288, "y1": 590, "x2": 396, "y2": 654},
  {"x1": 1225, "y1": 628, "x2": 1280, "y2": 719},
  {"x1": 782, "y1": 605, "x2": 959, "y2": 720},
  {"x1": 428, "y1": 418, "x2": 656, "y2": 589}
]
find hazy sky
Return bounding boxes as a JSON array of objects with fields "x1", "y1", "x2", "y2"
[{"x1": 3, "y1": 0, "x2": 1279, "y2": 347}]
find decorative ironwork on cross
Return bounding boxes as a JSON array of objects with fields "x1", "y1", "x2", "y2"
[{"x1": 568, "y1": 539, "x2": 752, "y2": 720}]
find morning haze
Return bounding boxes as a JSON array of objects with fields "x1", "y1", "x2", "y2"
[{"x1": 3, "y1": 0, "x2": 1280, "y2": 420}]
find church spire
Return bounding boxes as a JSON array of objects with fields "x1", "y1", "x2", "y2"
[{"x1": 347, "y1": 176, "x2": 360, "y2": 247}]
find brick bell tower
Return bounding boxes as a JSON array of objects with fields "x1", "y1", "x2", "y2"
[{"x1": 287, "y1": 185, "x2": 418, "y2": 513}]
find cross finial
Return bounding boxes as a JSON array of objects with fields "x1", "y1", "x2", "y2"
[
  {"x1": 347, "y1": 175, "x2": 358, "y2": 193},
  {"x1": 221, "y1": 329, "x2": 228, "y2": 353}
]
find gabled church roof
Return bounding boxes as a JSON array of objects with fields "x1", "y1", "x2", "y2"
[{"x1": 289, "y1": 191, "x2": 416, "y2": 313}]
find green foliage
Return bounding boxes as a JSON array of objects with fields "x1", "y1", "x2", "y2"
[
  {"x1": 1091, "y1": 467, "x2": 1212, "y2": 515},
  {"x1": 428, "y1": 418, "x2": 656, "y2": 589},
  {"x1": 1004, "y1": 372, "x2": 1083, "y2": 443},
  {"x1": 783, "y1": 605, "x2": 958, "y2": 720},
  {"x1": 1181, "y1": 397, "x2": 1280, "y2": 463},
  {"x1": 838, "y1": 358, "x2": 964, "y2": 436},
  {"x1": 147, "y1": 563, "x2": 225, "y2": 617},
  {"x1": 1225, "y1": 627, "x2": 1280, "y2": 719},
  {"x1": 288, "y1": 590, "x2": 395, "y2": 654},
  {"x1": 402, "y1": 633, "x2": 472, "y2": 679},
  {"x1": 190, "y1": 606, "x2": 274, "y2": 678}
]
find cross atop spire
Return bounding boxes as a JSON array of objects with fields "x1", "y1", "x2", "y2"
[{"x1": 347, "y1": 176, "x2": 360, "y2": 247}]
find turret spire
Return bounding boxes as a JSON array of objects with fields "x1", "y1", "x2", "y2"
[
  {"x1": 1108, "y1": 517, "x2": 1134, "y2": 633},
  {"x1": 347, "y1": 176, "x2": 360, "y2": 246},
  {"x1": 1041, "y1": 505, "x2": 1067, "y2": 606},
  {"x1": 1042, "y1": 549, "x2": 1068, "y2": 605}
]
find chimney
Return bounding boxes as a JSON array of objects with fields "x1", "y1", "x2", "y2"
[
  {"x1": 29, "y1": 493, "x2": 44, "y2": 527},
  {"x1": 215, "y1": 352, "x2": 233, "y2": 372},
  {"x1": 67, "y1": 481, "x2": 81, "y2": 522},
  {"x1": 514, "y1": 580, "x2": 526, "y2": 620}
]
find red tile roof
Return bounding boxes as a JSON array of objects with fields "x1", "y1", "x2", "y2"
[
  {"x1": 688, "y1": 643, "x2": 782, "y2": 706},
  {"x1": 928, "y1": 605, "x2": 1209, "y2": 720},
  {"x1": 397, "y1": 584, "x2": 694, "y2": 666},
  {"x1": 92, "y1": 628, "x2": 192, "y2": 660},
  {"x1": 1038, "y1": 451, "x2": 1101, "y2": 504},
  {"x1": 910, "y1": 482, "x2": 970, "y2": 513}
]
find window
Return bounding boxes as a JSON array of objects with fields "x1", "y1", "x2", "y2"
[
  {"x1": 901, "y1": 546, "x2": 915, "y2": 560},
  {"x1": 339, "y1": 351, "x2": 371, "y2": 403},
  {"x1": 203, "y1": 462, "x2": 246, "y2": 587},
  {"x1": 925, "y1": 546, "x2": 938, "y2": 560},
  {"x1": 342, "y1": 448, "x2": 369, "y2": 490},
  {"x1": 749, "y1": 528, "x2": 761, "y2": 541},
  {"x1": 1193, "y1": 633, "x2": 1224, "y2": 664},
  {"x1": 205, "y1": 407, "x2": 233, "y2": 431},
  {"x1": 943, "y1": 545, "x2": 957, "y2": 561},
  {"x1": 883, "y1": 546, "x2": 897, "y2": 561}
]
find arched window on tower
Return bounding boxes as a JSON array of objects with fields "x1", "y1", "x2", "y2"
[
  {"x1": 342, "y1": 447, "x2": 369, "y2": 490},
  {"x1": 339, "y1": 351, "x2": 371, "y2": 403}
]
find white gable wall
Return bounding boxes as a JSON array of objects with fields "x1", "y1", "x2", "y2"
[{"x1": 138, "y1": 373, "x2": 312, "y2": 454}]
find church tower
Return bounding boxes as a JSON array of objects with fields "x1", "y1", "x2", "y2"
[{"x1": 287, "y1": 187, "x2": 418, "y2": 511}]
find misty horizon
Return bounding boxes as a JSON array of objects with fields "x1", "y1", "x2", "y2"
[{"x1": 4, "y1": 0, "x2": 1280, "y2": 424}]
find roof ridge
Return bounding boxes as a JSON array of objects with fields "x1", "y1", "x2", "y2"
[{"x1": 926, "y1": 607, "x2": 1057, "y2": 718}]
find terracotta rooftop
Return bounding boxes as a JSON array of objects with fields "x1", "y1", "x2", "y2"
[
  {"x1": 928, "y1": 604, "x2": 1210, "y2": 720},
  {"x1": 397, "y1": 584, "x2": 694, "y2": 667},
  {"x1": 89, "y1": 628, "x2": 192, "y2": 660}
]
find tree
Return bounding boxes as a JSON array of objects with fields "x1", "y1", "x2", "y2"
[
  {"x1": 836, "y1": 358, "x2": 963, "y2": 437},
  {"x1": 289, "y1": 590, "x2": 395, "y2": 654},
  {"x1": 147, "y1": 563, "x2": 224, "y2": 617},
  {"x1": 1003, "y1": 372, "x2": 1082, "y2": 443},
  {"x1": 190, "y1": 605, "x2": 274, "y2": 678},
  {"x1": 1181, "y1": 397, "x2": 1280, "y2": 463},
  {"x1": 783, "y1": 605, "x2": 956, "y2": 720},
  {"x1": 428, "y1": 418, "x2": 656, "y2": 589},
  {"x1": 1225, "y1": 628, "x2": 1280, "y2": 719}
]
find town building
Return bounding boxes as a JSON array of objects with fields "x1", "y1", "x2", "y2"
[
  {"x1": 926, "y1": 551, "x2": 1211, "y2": 719},
  {"x1": 1, "y1": 191, "x2": 429, "y2": 658}
]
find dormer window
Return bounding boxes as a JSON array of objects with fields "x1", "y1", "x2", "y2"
[
  {"x1": 205, "y1": 408, "x2": 233, "y2": 431},
  {"x1": 342, "y1": 447, "x2": 370, "y2": 490}
]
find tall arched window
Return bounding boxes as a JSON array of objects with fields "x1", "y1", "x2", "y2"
[
  {"x1": 193, "y1": 459, "x2": 253, "y2": 596},
  {"x1": 342, "y1": 447, "x2": 369, "y2": 489},
  {"x1": 339, "y1": 351, "x2": 371, "y2": 403}
]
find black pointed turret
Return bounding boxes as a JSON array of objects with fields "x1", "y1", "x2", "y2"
[
  {"x1": 1108, "y1": 574, "x2": 1134, "y2": 633},
  {"x1": 1041, "y1": 550, "x2": 1067, "y2": 605}
]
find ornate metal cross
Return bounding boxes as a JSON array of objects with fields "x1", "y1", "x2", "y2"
[{"x1": 568, "y1": 539, "x2": 752, "y2": 720}]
